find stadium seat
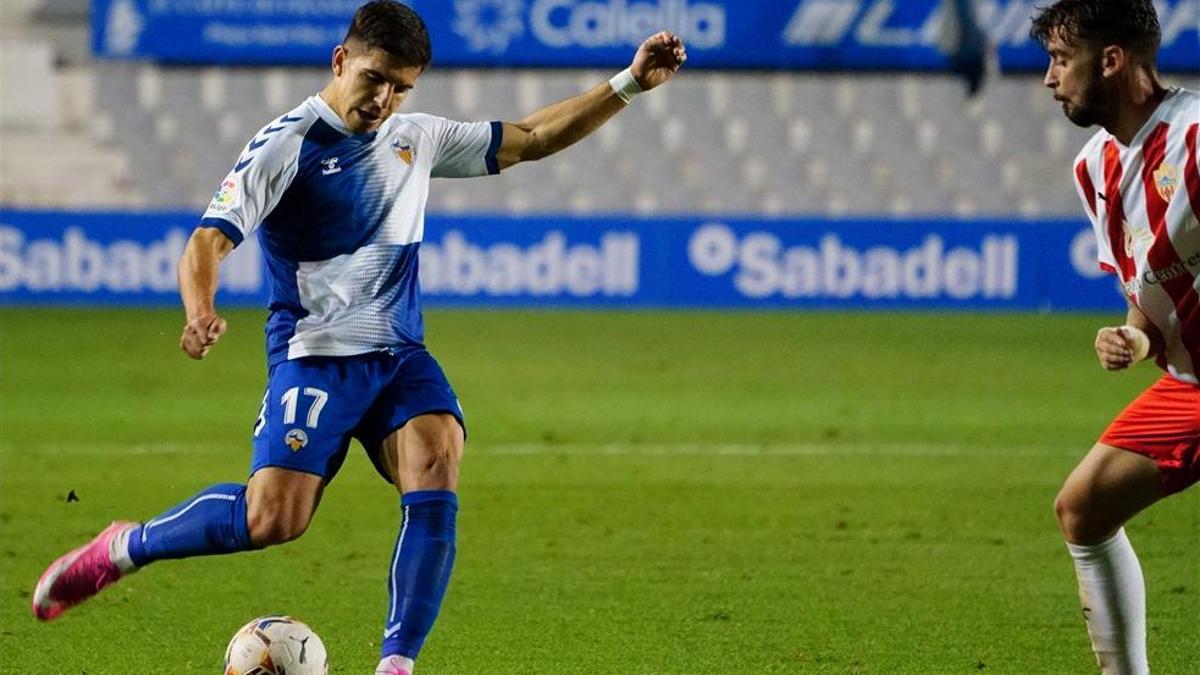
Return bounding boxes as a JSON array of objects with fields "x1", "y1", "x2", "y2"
[{"x1": 7, "y1": 55, "x2": 1198, "y2": 215}]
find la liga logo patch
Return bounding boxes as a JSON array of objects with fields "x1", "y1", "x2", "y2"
[{"x1": 209, "y1": 178, "x2": 239, "y2": 214}]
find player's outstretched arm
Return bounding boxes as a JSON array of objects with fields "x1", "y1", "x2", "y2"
[
  {"x1": 178, "y1": 227, "x2": 235, "y2": 360},
  {"x1": 495, "y1": 31, "x2": 686, "y2": 169}
]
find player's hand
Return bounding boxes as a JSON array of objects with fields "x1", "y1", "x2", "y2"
[
  {"x1": 630, "y1": 31, "x2": 686, "y2": 91},
  {"x1": 181, "y1": 313, "x2": 227, "y2": 360},
  {"x1": 1094, "y1": 326, "x2": 1136, "y2": 371}
]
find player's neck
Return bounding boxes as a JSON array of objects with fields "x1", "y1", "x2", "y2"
[
  {"x1": 1104, "y1": 70, "x2": 1167, "y2": 146},
  {"x1": 317, "y1": 86, "x2": 349, "y2": 128}
]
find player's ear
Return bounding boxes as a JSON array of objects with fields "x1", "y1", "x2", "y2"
[
  {"x1": 332, "y1": 44, "x2": 348, "y2": 77},
  {"x1": 1099, "y1": 44, "x2": 1125, "y2": 79}
]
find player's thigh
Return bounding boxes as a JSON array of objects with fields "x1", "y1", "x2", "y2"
[
  {"x1": 251, "y1": 356, "x2": 383, "y2": 483},
  {"x1": 1056, "y1": 443, "x2": 1164, "y2": 543},
  {"x1": 356, "y1": 350, "x2": 466, "y2": 491},
  {"x1": 1098, "y1": 374, "x2": 1200, "y2": 494}
]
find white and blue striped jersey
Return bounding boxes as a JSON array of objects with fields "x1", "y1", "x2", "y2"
[{"x1": 199, "y1": 95, "x2": 502, "y2": 365}]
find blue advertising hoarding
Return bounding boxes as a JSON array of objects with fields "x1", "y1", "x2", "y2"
[
  {"x1": 0, "y1": 209, "x2": 1125, "y2": 311},
  {"x1": 91, "y1": 0, "x2": 1199, "y2": 71}
]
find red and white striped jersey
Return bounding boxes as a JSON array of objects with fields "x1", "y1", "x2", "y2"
[{"x1": 1073, "y1": 87, "x2": 1200, "y2": 384}]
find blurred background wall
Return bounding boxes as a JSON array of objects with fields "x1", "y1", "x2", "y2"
[{"x1": 1, "y1": 0, "x2": 1197, "y2": 310}]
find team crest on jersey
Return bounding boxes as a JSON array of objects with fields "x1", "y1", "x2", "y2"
[
  {"x1": 209, "y1": 178, "x2": 239, "y2": 214},
  {"x1": 392, "y1": 137, "x2": 415, "y2": 165},
  {"x1": 284, "y1": 429, "x2": 308, "y2": 452},
  {"x1": 1153, "y1": 162, "x2": 1179, "y2": 203}
]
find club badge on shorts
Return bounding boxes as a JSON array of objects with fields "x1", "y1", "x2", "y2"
[{"x1": 284, "y1": 429, "x2": 308, "y2": 452}]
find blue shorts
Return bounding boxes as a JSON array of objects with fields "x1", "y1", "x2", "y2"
[{"x1": 249, "y1": 349, "x2": 465, "y2": 483}]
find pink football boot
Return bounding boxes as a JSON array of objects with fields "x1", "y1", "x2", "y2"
[
  {"x1": 32, "y1": 521, "x2": 137, "y2": 621},
  {"x1": 375, "y1": 655, "x2": 414, "y2": 675}
]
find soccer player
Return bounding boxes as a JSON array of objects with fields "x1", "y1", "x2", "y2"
[
  {"x1": 1032, "y1": 1, "x2": 1199, "y2": 673},
  {"x1": 30, "y1": 3, "x2": 686, "y2": 673}
]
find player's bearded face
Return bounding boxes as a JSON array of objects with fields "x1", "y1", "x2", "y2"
[
  {"x1": 1062, "y1": 59, "x2": 1106, "y2": 127},
  {"x1": 1044, "y1": 33, "x2": 1108, "y2": 128},
  {"x1": 329, "y1": 44, "x2": 423, "y2": 133}
]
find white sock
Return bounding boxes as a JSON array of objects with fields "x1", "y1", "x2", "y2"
[
  {"x1": 108, "y1": 525, "x2": 138, "y2": 574},
  {"x1": 1066, "y1": 528, "x2": 1149, "y2": 675}
]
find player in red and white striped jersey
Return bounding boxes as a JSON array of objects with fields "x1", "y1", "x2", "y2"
[
  {"x1": 1073, "y1": 88, "x2": 1200, "y2": 384},
  {"x1": 1034, "y1": 2, "x2": 1198, "y2": 673}
]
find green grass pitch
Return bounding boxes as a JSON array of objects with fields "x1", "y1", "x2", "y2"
[{"x1": 1, "y1": 308, "x2": 1195, "y2": 673}]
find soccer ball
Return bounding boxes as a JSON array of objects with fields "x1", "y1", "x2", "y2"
[{"x1": 223, "y1": 615, "x2": 328, "y2": 675}]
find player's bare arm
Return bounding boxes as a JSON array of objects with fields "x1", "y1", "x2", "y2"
[
  {"x1": 1094, "y1": 304, "x2": 1162, "y2": 371},
  {"x1": 495, "y1": 31, "x2": 686, "y2": 169},
  {"x1": 178, "y1": 227, "x2": 235, "y2": 360}
]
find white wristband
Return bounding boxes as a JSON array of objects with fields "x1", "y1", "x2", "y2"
[
  {"x1": 1120, "y1": 325, "x2": 1152, "y2": 361},
  {"x1": 609, "y1": 68, "x2": 643, "y2": 104}
]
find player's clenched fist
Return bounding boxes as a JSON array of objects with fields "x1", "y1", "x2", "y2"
[
  {"x1": 1094, "y1": 326, "x2": 1149, "y2": 371},
  {"x1": 630, "y1": 31, "x2": 687, "y2": 91},
  {"x1": 181, "y1": 313, "x2": 227, "y2": 359}
]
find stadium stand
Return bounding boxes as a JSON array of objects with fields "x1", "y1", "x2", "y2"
[{"x1": 2, "y1": 1, "x2": 1197, "y2": 216}]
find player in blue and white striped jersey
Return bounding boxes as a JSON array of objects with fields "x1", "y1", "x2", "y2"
[
  {"x1": 199, "y1": 93, "x2": 504, "y2": 366},
  {"x1": 31, "y1": 3, "x2": 686, "y2": 673}
]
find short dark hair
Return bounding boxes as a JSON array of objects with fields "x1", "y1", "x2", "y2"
[
  {"x1": 1030, "y1": 0, "x2": 1161, "y2": 58},
  {"x1": 344, "y1": 1, "x2": 431, "y2": 67}
]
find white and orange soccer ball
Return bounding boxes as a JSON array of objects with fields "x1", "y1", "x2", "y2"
[{"x1": 223, "y1": 615, "x2": 328, "y2": 675}]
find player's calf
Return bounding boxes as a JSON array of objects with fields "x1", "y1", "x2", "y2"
[
  {"x1": 1065, "y1": 529, "x2": 1150, "y2": 675},
  {"x1": 380, "y1": 490, "x2": 458, "y2": 665},
  {"x1": 1055, "y1": 445, "x2": 1163, "y2": 674}
]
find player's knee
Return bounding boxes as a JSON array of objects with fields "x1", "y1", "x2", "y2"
[
  {"x1": 426, "y1": 435, "x2": 463, "y2": 469},
  {"x1": 415, "y1": 438, "x2": 461, "y2": 486},
  {"x1": 245, "y1": 468, "x2": 323, "y2": 547},
  {"x1": 1054, "y1": 487, "x2": 1098, "y2": 544},
  {"x1": 246, "y1": 501, "x2": 313, "y2": 547},
  {"x1": 409, "y1": 415, "x2": 464, "y2": 484},
  {"x1": 1053, "y1": 490, "x2": 1076, "y2": 531}
]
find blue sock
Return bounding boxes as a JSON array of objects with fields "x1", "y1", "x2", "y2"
[
  {"x1": 381, "y1": 490, "x2": 458, "y2": 660},
  {"x1": 126, "y1": 483, "x2": 253, "y2": 567}
]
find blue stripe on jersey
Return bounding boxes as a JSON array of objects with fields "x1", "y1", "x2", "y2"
[
  {"x1": 382, "y1": 241, "x2": 425, "y2": 347},
  {"x1": 485, "y1": 121, "x2": 503, "y2": 175},
  {"x1": 236, "y1": 114, "x2": 307, "y2": 174},
  {"x1": 197, "y1": 217, "x2": 244, "y2": 246},
  {"x1": 259, "y1": 118, "x2": 392, "y2": 262},
  {"x1": 259, "y1": 230, "x2": 306, "y2": 365},
  {"x1": 303, "y1": 117, "x2": 347, "y2": 146},
  {"x1": 260, "y1": 239, "x2": 425, "y2": 366}
]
